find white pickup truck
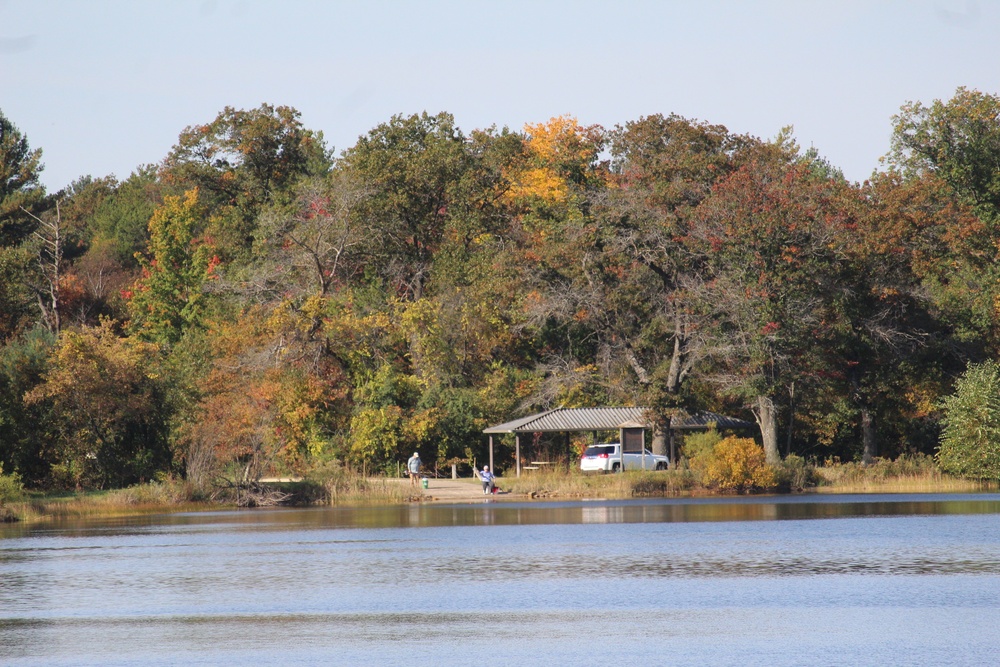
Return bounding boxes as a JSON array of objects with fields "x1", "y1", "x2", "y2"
[{"x1": 580, "y1": 443, "x2": 669, "y2": 472}]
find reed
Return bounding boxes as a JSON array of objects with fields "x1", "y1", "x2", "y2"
[
  {"x1": 501, "y1": 469, "x2": 696, "y2": 498},
  {"x1": 813, "y1": 454, "x2": 996, "y2": 494},
  {"x1": 320, "y1": 476, "x2": 413, "y2": 505},
  {"x1": 6, "y1": 480, "x2": 214, "y2": 522},
  {"x1": 305, "y1": 464, "x2": 413, "y2": 505},
  {"x1": 817, "y1": 467, "x2": 994, "y2": 494}
]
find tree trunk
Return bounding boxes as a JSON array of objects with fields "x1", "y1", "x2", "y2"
[
  {"x1": 754, "y1": 395, "x2": 780, "y2": 464},
  {"x1": 861, "y1": 406, "x2": 876, "y2": 464},
  {"x1": 651, "y1": 422, "x2": 667, "y2": 458},
  {"x1": 785, "y1": 381, "x2": 795, "y2": 458}
]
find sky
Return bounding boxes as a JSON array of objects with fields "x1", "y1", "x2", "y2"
[{"x1": 2, "y1": 0, "x2": 999, "y2": 192}]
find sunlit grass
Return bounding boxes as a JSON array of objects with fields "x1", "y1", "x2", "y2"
[
  {"x1": 816, "y1": 469, "x2": 995, "y2": 494},
  {"x1": 500, "y1": 469, "x2": 696, "y2": 499},
  {"x1": 4, "y1": 481, "x2": 215, "y2": 523},
  {"x1": 319, "y1": 475, "x2": 413, "y2": 505},
  {"x1": 492, "y1": 456, "x2": 997, "y2": 499},
  {"x1": 5, "y1": 456, "x2": 995, "y2": 524}
]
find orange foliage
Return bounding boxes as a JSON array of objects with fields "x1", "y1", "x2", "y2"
[
  {"x1": 506, "y1": 115, "x2": 603, "y2": 205},
  {"x1": 703, "y1": 436, "x2": 776, "y2": 493}
]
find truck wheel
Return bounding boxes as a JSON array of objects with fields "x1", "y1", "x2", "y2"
[
  {"x1": 611, "y1": 463, "x2": 621, "y2": 473},
  {"x1": 655, "y1": 462, "x2": 667, "y2": 471}
]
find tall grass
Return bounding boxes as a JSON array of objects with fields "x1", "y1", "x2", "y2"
[
  {"x1": 501, "y1": 469, "x2": 696, "y2": 499},
  {"x1": 304, "y1": 462, "x2": 413, "y2": 505},
  {"x1": 6, "y1": 455, "x2": 992, "y2": 524},
  {"x1": 816, "y1": 454, "x2": 995, "y2": 493},
  {"x1": 5, "y1": 479, "x2": 212, "y2": 523},
  {"x1": 498, "y1": 454, "x2": 992, "y2": 499}
]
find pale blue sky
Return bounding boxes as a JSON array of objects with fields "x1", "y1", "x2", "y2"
[{"x1": 2, "y1": 0, "x2": 998, "y2": 191}]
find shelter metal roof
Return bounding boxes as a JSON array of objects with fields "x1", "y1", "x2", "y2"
[
  {"x1": 483, "y1": 407, "x2": 752, "y2": 434},
  {"x1": 672, "y1": 410, "x2": 753, "y2": 431}
]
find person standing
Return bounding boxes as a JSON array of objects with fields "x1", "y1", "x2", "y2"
[
  {"x1": 407, "y1": 452, "x2": 422, "y2": 486},
  {"x1": 480, "y1": 465, "x2": 495, "y2": 494}
]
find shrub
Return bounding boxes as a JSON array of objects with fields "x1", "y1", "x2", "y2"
[
  {"x1": 702, "y1": 436, "x2": 776, "y2": 493},
  {"x1": 629, "y1": 469, "x2": 696, "y2": 496},
  {"x1": 938, "y1": 361, "x2": 1000, "y2": 479},
  {"x1": 683, "y1": 427, "x2": 723, "y2": 485},
  {"x1": 104, "y1": 478, "x2": 205, "y2": 505},
  {"x1": 681, "y1": 427, "x2": 723, "y2": 464},
  {"x1": 0, "y1": 464, "x2": 24, "y2": 505},
  {"x1": 773, "y1": 454, "x2": 819, "y2": 492}
]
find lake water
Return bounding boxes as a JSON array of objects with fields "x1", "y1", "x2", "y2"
[{"x1": 3, "y1": 494, "x2": 1000, "y2": 666}]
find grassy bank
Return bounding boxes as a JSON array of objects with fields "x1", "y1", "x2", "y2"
[
  {"x1": 500, "y1": 468, "x2": 698, "y2": 499},
  {"x1": 815, "y1": 458, "x2": 996, "y2": 494},
  {"x1": 497, "y1": 456, "x2": 996, "y2": 499},
  {"x1": 3, "y1": 481, "x2": 215, "y2": 524},
  {"x1": 4, "y1": 458, "x2": 995, "y2": 524},
  {"x1": 1, "y1": 473, "x2": 415, "y2": 524}
]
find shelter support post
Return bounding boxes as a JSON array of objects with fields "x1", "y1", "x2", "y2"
[
  {"x1": 516, "y1": 435, "x2": 521, "y2": 477},
  {"x1": 668, "y1": 428, "x2": 676, "y2": 469},
  {"x1": 489, "y1": 435, "x2": 494, "y2": 474}
]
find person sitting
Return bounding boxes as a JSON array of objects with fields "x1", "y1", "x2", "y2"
[{"x1": 480, "y1": 465, "x2": 495, "y2": 495}]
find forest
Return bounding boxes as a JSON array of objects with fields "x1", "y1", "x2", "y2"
[{"x1": 2, "y1": 86, "x2": 1000, "y2": 493}]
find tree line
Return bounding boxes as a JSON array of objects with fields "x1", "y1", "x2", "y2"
[{"x1": 2, "y1": 88, "x2": 1000, "y2": 491}]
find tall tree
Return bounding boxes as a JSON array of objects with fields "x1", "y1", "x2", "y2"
[
  {"x1": 503, "y1": 116, "x2": 611, "y2": 409},
  {"x1": 692, "y1": 151, "x2": 850, "y2": 463},
  {"x1": 889, "y1": 87, "x2": 1000, "y2": 223},
  {"x1": 339, "y1": 111, "x2": 469, "y2": 302},
  {"x1": 0, "y1": 109, "x2": 46, "y2": 246},
  {"x1": 126, "y1": 189, "x2": 218, "y2": 345},
  {"x1": 162, "y1": 104, "x2": 330, "y2": 261},
  {"x1": 24, "y1": 322, "x2": 170, "y2": 489},
  {"x1": 828, "y1": 171, "x2": 976, "y2": 462},
  {"x1": 887, "y1": 88, "x2": 1000, "y2": 352},
  {"x1": 591, "y1": 115, "x2": 757, "y2": 453}
]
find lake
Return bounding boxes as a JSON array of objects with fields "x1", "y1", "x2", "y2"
[{"x1": 3, "y1": 493, "x2": 1000, "y2": 666}]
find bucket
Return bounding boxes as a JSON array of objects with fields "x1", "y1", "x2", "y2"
[{"x1": 421, "y1": 478, "x2": 428, "y2": 489}]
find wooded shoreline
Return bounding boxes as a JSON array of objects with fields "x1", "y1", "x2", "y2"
[
  {"x1": 4, "y1": 463, "x2": 994, "y2": 525},
  {"x1": 4, "y1": 88, "x2": 1000, "y2": 499}
]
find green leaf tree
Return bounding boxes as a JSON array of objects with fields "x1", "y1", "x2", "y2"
[
  {"x1": 938, "y1": 361, "x2": 1000, "y2": 479},
  {"x1": 691, "y1": 147, "x2": 851, "y2": 463},
  {"x1": 0, "y1": 109, "x2": 46, "y2": 246},
  {"x1": 339, "y1": 111, "x2": 469, "y2": 302},
  {"x1": 0, "y1": 327, "x2": 54, "y2": 485},
  {"x1": 24, "y1": 322, "x2": 170, "y2": 489},
  {"x1": 889, "y1": 87, "x2": 1000, "y2": 223},
  {"x1": 163, "y1": 104, "x2": 330, "y2": 261},
  {"x1": 127, "y1": 189, "x2": 217, "y2": 345}
]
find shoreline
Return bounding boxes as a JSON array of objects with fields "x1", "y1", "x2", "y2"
[{"x1": 4, "y1": 472, "x2": 996, "y2": 526}]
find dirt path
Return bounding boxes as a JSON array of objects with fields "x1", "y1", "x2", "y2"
[{"x1": 388, "y1": 477, "x2": 511, "y2": 502}]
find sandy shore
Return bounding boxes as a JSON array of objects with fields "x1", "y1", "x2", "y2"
[{"x1": 388, "y1": 477, "x2": 511, "y2": 502}]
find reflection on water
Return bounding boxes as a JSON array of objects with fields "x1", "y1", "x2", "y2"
[
  {"x1": 3, "y1": 494, "x2": 1000, "y2": 666},
  {"x1": 8, "y1": 492, "x2": 1000, "y2": 537}
]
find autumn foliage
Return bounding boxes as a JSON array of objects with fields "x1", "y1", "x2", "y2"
[
  {"x1": 4, "y1": 89, "x2": 1000, "y2": 493},
  {"x1": 700, "y1": 436, "x2": 777, "y2": 493}
]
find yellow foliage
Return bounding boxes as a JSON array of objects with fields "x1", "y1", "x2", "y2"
[
  {"x1": 348, "y1": 406, "x2": 404, "y2": 465},
  {"x1": 702, "y1": 436, "x2": 776, "y2": 493},
  {"x1": 522, "y1": 115, "x2": 598, "y2": 166},
  {"x1": 510, "y1": 166, "x2": 569, "y2": 204},
  {"x1": 506, "y1": 115, "x2": 602, "y2": 206},
  {"x1": 403, "y1": 407, "x2": 441, "y2": 444}
]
